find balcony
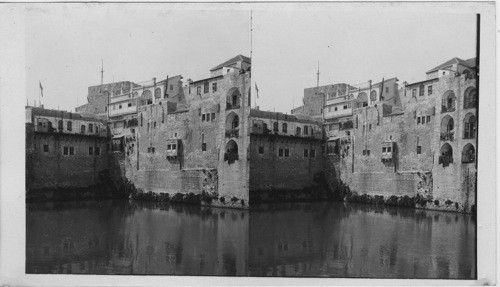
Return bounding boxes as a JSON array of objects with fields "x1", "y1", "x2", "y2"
[
  {"x1": 441, "y1": 105, "x2": 455, "y2": 113},
  {"x1": 340, "y1": 121, "x2": 354, "y2": 130},
  {"x1": 226, "y1": 103, "x2": 240, "y2": 110},
  {"x1": 224, "y1": 152, "x2": 239, "y2": 164},
  {"x1": 439, "y1": 155, "x2": 454, "y2": 165},
  {"x1": 225, "y1": 129, "x2": 239, "y2": 138},
  {"x1": 440, "y1": 131, "x2": 454, "y2": 141}
]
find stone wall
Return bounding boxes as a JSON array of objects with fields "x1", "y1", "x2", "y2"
[{"x1": 248, "y1": 135, "x2": 323, "y2": 191}]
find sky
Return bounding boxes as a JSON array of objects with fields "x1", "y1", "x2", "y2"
[{"x1": 25, "y1": 3, "x2": 477, "y2": 113}]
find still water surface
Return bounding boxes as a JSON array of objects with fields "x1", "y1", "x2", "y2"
[{"x1": 26, "y1": 200, "x2": 475, "y2": 278}]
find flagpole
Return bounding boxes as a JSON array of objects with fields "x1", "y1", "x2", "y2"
[{"x1": 38, "y1": 82, "x2": 41, "y2": 107}]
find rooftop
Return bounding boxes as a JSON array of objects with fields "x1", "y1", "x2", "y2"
[
  {"x1": 426, "y1": 57, "x2": 477, "y2": 74},
  {"x1": 210, "y1": 54, "x2": 251, "y2": 71},
  {"x1": 27, "y1": 106, "x2": 108, "y2": 123},
  {"x1": 250, "y1": 109, "x2": 322, "y2": 125}
]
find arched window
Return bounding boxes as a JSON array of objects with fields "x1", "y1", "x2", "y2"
[
  {"x1": 348, "y1": 94, "x2": 354, "y2": 100},
  {"x1": 462, "y1": 144, "x2": 475, "y2": 163},
  {"x1": 142, "y1": 89, "x2": 152, "y2": 98},
  {"x1": 419, "y1": 84, "x2": 424, "y2": 96},
  {"x1": 440, "y1": 115, "x2": 454, "y2": 141},
  {"x1": 463, "y1": 87, "x2": 477, "y2": 109},
  {"x1": 224, "y1": 140, "x2": 239, "y2": 164},
  {"x1": 58, "y1": 120, "x2": 63, "y2": 130},
  {"x1": 296, "y1": 126, "x2": 301, "y2": 136},
  {"x1": 441, "y1": 90, "x2": 456, "y2": 113},
  {"x1": 282, "y1": 123, "x2": 288, "y2": 133},
  {"x1": 88, "y1": 123, "x2": 93, "y2": 133},
  {"x1": 67, "y1": 121, "x2": 72, "y2": 131},
  {"x1": 463, "y1": 113, "x2": 476, "y2": 139},
  {"x1": 357, "y1": 92, "x2": 368, "y2": 108},
  {"x1": 439, "y1": 143, "x2": 453, "y2": 166},
  {"x1": 273, "y1": 122, "x2": 279, "y2": 132},
  {"x1": 154, "y1": 88, "x2": 162, "y2": 99},
  {"x1": 226, "y1": 88, "x2": 241, "y2": 110},
  {"x1": 370, "y1": 90, "x2": 377, "y2": 101},
  {"x1": 95, "y1": 126, "x2": 99, "y2": 134},
  {"x1": 81, "y1": 125, "x2": 86, "y2": 134},
  {"x1": 225, "y1": 112, "x2": 239, "y2": 138}
]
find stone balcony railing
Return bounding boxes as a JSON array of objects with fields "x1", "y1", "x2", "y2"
[
  {"x1": 441, "y1": 105, "x2": 456, "y2": 113},
  {"x1": 225, "y1": 129, "x2": 239, "y2": 138},
  {"x1": 440, "y1": 131, "x2": 454, "y2": 141},
  {"x1": 226, "y1": 103, "x2": 240, "y2": 110}
]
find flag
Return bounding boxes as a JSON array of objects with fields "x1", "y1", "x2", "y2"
[
  {"x1": 39, "y1": 81, "x2": 44, "y2": 97},
  {"x1": 255, "y1": 82, "x2": 259, "y2": 99}
]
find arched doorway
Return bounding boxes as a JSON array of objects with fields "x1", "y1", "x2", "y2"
[
  {"x1": 463, "y1": 113, "x2": 476, "y2": 139},
  {"x1": 226, "y1": 88, "x2": 241, "y2": 110},
  {"x1": 462, "y1": 143, "x2": 475, "y2": 163},
  {"x1": 225, "y1": 112, "x2": 239, "y2": 138},
  {"x1": 357, "y1": 92, "x2": 368, "y2": 108},
  {"x1": 463, "y1": 87, "x2": 477, "y2": 109},
  {"x1": 440, "y1": 115, "x2": 454, "y2": 141},
  {"x1": 441, "y1": 90, "x2": 456, "y2": 112},
  {"x1": 439, "y1": 143, "x2": 453, "y2": 166},
  {"x1": 224, "y1": 140, "x2": 239, "y2": 164}
]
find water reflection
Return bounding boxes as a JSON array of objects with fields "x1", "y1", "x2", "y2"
[{"x1": 26, "y1": 200, "x2": 475, "y2": 278}]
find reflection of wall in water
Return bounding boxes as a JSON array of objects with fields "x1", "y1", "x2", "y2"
[{"x1": 248, "y1": 202, "x2": 475, "y2": 278}]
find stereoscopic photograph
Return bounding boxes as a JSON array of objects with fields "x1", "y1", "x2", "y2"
[{"x1": 0, "y1": 1, "x2": 496, "y2": 285}]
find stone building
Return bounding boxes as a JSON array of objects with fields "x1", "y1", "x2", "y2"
[
  {"x1": 320, "y1": 57, "x2": 477, "y2": 212},
  {"x1": 25, "y1": 107, "x2": 111, "y2": 197}
]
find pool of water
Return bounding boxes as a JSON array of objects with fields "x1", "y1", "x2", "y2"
[{"x1": 26, "y1": 200, "x2": 475, "y2": 278}]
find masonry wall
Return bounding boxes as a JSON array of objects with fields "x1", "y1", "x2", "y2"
[
  {"x1": 26, "y1": 124, "x2": 110, "y2": 190},
  {"x1": 249, "y1": 135, "x2": 323, "y2": 191}
]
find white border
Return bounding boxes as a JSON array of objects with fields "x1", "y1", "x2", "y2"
[{"x1": 0, "y1": 1, "x2": 496, "y2": 286}]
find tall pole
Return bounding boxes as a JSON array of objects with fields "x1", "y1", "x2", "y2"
[
  {"x1": 316, "y1": 60, "x2": 320, "y2": 90},
  {"x1": 101, "y1": 60, "x2": 104, "y2": 87}
]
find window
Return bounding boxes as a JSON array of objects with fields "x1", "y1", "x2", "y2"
[
  {"x1": 282, "y1": 123, "x2": 288, "y2": 133},
  {"x1": 463, "y1": 87, "x2": 477, "y2": 109},
  {"x1": 147, "y1": 147, "x2": 156, "y2": 153},
  {"x1": 284, "y1": 149, "x2": 290, "y2": 157},
  {"x1": 369, "y1": 124, "x2": 372, "y2": 131},
  {"x1": 419, "y1": 84, "x2": 424, "y2": 96},
  {"x1": 95, "y1": 147, "x2": 100, "y2": 155},
  {"x1": 303, "y1": 149, "x2": 308, "y2": 157},
  {"x1": 296, "y1": 126, "x2": 301, "y2": 135},
  {"x1": 212, "y1": 82, "x2": 217, "y2": 92},
  {"x1": 89, "y1": 124, "x2": 93, "y2": 133},
  {"x1": 417, "y1": 117, "x2": 421, "y2": 124},
  {"x1": 147, "y1": 122, "x2": 150, "y2": 130},
  {"x1": 211, "y1": 113, "x2": 215, "y2": 121},
  {"x1": 81, "y1": 125, "x2": 86, "y2": 133},
  {"x1": 258, "y1": 146, "x2": 264, "y2": 154},
  {"x1": 197, "y1": 86, "x2": 201, "y2": 95},
  {"x1": 202, "y1": 114, "x2": 206, "y2": 122},
  {"x1": 278, "y1": 148, "x2": 284, "y2": 157},
  {"x1": 167, "y1": 144, "x2": 171, "y2": 150},
  {"x1": 204, "y1": 82, "x2": 209, "y2": 93},
  {"x1": 334, "y1": 107, "x2": 338, "y2": 111},
  {"x1": 443, "y1": 71, "x2": 446, "y2": 75},
  {"x1": 128, "y1": 103, "x2": 132, "y2": 107},
  {"x1": 43, "y1": 144, "x2": 49, "y2": 153},
  {"x1": 58, "y1": 120, "x2": 63, "y2": 130},
  {"x1": 426, "y1": 116, "x2": 430, "y2": 123},
  {"x1": 422, "y1": 116, "x2": 426, "y2": 124},
  {"x1": 67, "y1": 121, "x2": 72, "y2": 131},
  {"x1": 170, "y1": 84, "x2": 173, "y2": 91},
  {"x1": 412, "y1": 89, "x2": 416, "y2": 97},
  {"x1": 343, "y1": 105, "x2": 347, "y2": 109},
  {"x1": 69, "y1": 147, "x2": 75, "y2": 155},
  {"x1": 105, "y1": 107, "x2": 108, "y2": 111},
  {"x1": 304, "y1": 126, "x2": 309, "y2": 135},
  {"x1": 428, "y1": 85, "x2": 433, "y2": 95},
  {"x1": 417, "y1": 146, "x2": 422, "y2": 154},
  {"x1": 89, "y1": 147, "x2": 93, "y2": 155},
  {"x1": 63, "y1": 146, "x2": 69, "y2": 155},
  {"x1": 362, "y1": 149, "x2": 370, "y2": 156},
  {"x1": 463, "y1": 114, "x2": 476, "y2": 139},
  {"x1": 273, "y1": 122, "x2": 279, "y2": 132},
  {"x1": 154, "y1": 122, "x2": 157, "y2": 128},
  {"x1": 386, "y1": 87, "x2": 389, "y2": 93},
  {"x1": 202, "y1": 143, "x2": 207, "y2": 151},
  {"x1": 310, "y1": 149, "x2": 316, "y2": 157},
  {"x1": 119, "y1": 105, "x2": 122, "y2": 109}
]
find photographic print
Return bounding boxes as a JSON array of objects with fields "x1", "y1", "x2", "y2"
[{"x1": 1, "y1": 1, "x2": 493, "y2": 284}]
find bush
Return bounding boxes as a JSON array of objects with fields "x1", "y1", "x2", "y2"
[
  {"x1": 219, "y1": 197, "x2": 225, "y2": 203},
  {"x1": 434, "y1": 200, "x2": 440, "y2": 206},
  {"x1": 445, "y1": 200, "x2": 452, "y2": 205}
]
